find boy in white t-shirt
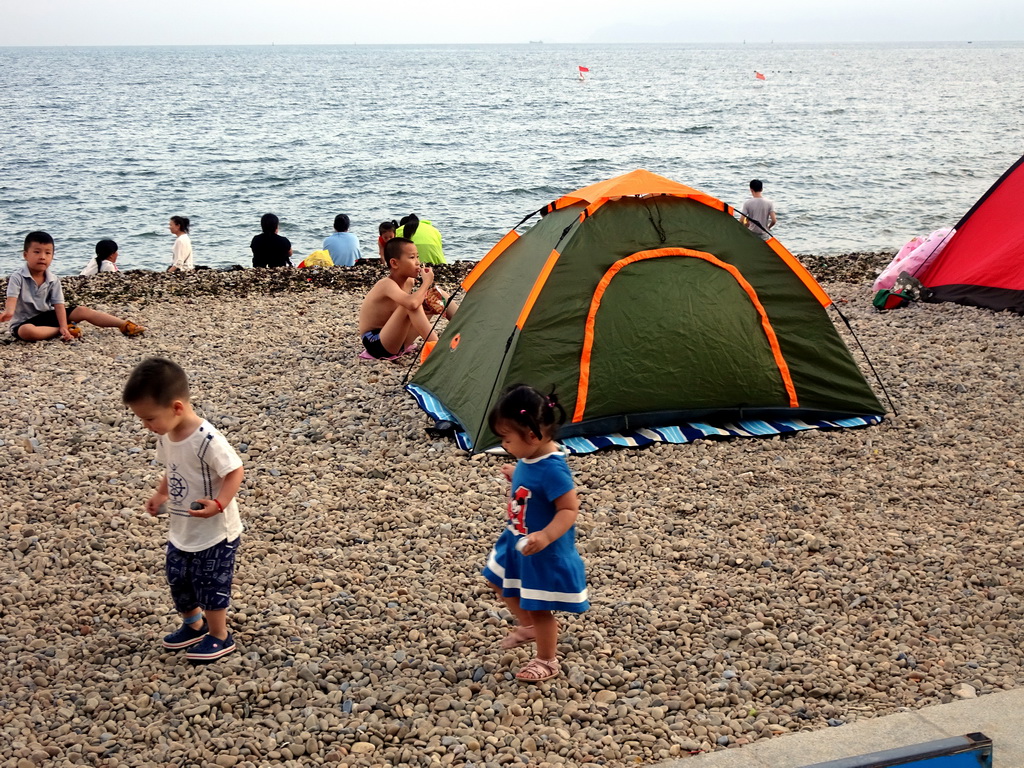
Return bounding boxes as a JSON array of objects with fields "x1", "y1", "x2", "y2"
[{"x1": 123, "y1": 357, "x2": 244, "y2": 664}]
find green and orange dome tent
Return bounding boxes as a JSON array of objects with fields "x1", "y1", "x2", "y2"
[{"x1": 408, "y1": 169, "x2": 884, "y2": 453}]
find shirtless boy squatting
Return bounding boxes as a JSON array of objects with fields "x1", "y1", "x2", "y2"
[{"x1": 358, "y1": 237, "x2": 457, "y2": 360}]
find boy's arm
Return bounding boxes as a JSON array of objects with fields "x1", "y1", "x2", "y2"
[
  {"x1": 381, "y1": 268, "x2": 435, "y2": 312},
  {"x1": 53, "y1": 303, "x2": 73, "y2": 341},
  {"x1": 519, "y1": 488, "x2": 580, "y2": 555},
  {"x1": 0, "y1": 296, "x2": 17, "y2": 323},
  {"x1": 190, "y1": 466, "x2": 244, "y2": 518},
  {"x1": 145, "y1": 475, "x2": 169, "y2": 516}
]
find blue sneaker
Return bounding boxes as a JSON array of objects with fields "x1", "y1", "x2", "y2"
[
  {"x1": 162, "y1": 617, "x2": 208, "y2": 649},
  {"x1": 186, "y1": 633, "x2": 236, "y2": 664}
]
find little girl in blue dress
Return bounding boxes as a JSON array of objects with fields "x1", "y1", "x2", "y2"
[{"x1": 482, "y1": 384, "x2": 589, "y2": 682}]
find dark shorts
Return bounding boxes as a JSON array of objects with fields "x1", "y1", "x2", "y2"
[
  {"x1": 361, "y1": 328, "x2": 397, "y2": 359},
  {"x1": 165, "y1": 536, "x2": 240, "y2": 613},
  {"x1": 11, "y1": 306, "x2": 78, "y2": 339}
]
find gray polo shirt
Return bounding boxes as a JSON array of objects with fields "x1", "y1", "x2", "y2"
[
  {"x1": 741, "y1": 196, "x2": 776, "y2": 240},
  {"x1": 6, "y1": 265, "x2": 65, "y2": 327}
]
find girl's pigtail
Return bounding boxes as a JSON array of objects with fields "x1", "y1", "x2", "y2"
[
  {"x1": 546, "y1": 389, "x2": 567, "y2": 426},
  {"x1": 520, "y1": 408, "x2": 542, "y2": 441}
]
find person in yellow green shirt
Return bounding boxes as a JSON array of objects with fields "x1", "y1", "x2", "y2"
[{"x1": 396, "y1": 214, "x2": 446, "y2": 265}]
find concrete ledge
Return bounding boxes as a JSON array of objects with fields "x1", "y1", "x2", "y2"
[{"x1": 650, "y1": 689, "x2": 1023, "y2": 768}]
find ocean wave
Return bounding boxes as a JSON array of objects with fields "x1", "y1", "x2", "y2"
[{"x1": 501, "y1": 186, "x2": 563, "y2": 196}]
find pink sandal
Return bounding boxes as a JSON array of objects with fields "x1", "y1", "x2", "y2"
[
  {"x1": 515, "y1": 657, "x2": 560, "y2": 682},
  {"x1": 500, "y1": 625, "x2": 536, "y2": 649}
]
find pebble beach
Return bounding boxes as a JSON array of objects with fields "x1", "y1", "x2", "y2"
[{"x1": 2, "y1": 253, "x2": 1023, "y2": 768}]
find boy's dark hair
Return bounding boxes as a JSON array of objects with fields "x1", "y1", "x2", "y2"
[
  {"x1": 260, "y1": 213, "x2": 279, "y2": 234},
  {"x1": 333, "y1": 214, "x2": 350, "y2": 232},
  {"x1": 399, "y1": 213, "x2": 420, "y2": 239},
  {"x1": 171, "y1": 216, "x2": 190, "y2": 234},
  {"x1": 24, "y1": 231, "x2": 54, "y2": 250},
  {"x1": 749, "y1": 179, "x2": 764, "y2": 193},
  {"x1": 384, "y1": 236, "x2": 414, "y2": 266},
  {"x1": 488, "y1": 384, "x2": 566, "y2": 441},
  {"x1": 123, "y1": 357, "x2": 190, "y2": 406},
  {"x1": 379, "y1": 220, "x2": 398, "y2": 236}
]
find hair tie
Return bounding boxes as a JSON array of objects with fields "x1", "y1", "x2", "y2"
[{"x1": 519, "y1": 409, "x2": 527, "y2": 415}]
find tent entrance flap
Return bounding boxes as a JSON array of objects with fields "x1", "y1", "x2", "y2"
[{"x1": 574, "y1": 248, "x2": 797, "y2": 424}]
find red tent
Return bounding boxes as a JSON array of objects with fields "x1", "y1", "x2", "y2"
[{"x1": 919, "y1": 154, "x2": 1024, "y2": 312}]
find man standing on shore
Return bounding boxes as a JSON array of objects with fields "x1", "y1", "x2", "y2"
[{"x1": 739, "y1": 179, "x2": 777, "y2": 241}]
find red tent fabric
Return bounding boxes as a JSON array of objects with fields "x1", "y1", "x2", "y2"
[{"x1": 919, "y1": 154, "x2": 1024, "y2": 312}]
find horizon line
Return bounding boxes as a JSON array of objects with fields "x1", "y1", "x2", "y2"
[{"x1": 1, "y1": 39, "x2": 1022, "y2": 49}]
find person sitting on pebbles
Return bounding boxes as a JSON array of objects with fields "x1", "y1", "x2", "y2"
[
  {"x1": 2, "y1": 231, "x2": 145, "y2": 341},
  {"x1": 357, "y1": 237, "x2": 456, "y2": 360},
  {"x1": 322, "y1": 213, "x2": 361, "y2": 267},
  {"x1": 79, "y1": 239, "x2": 120, "y2": 276},
  {"x1": 377, "y1": 220, "x2": 398, "y2": 264},
  {"x1": 250, "y1": 213, "x2": 293, "y2": 269}
]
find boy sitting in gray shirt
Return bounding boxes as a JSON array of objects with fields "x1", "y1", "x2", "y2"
[{"x1": 2, "y1": 231, "x2": 145, "y2": 340}]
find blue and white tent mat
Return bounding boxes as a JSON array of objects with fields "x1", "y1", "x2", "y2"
[{"x1": 408, "y1": 384, "x2": 883, "y2": 455}]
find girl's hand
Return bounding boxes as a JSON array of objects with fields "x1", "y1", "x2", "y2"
[
  {"x1": 520, "y1": 530, "x2": 552, "y2": 556},
  {"x1": 501, "y1": 464, "x2": 514, "y2": 482},
  {"x1": 59, "y1": 327, "x2": 75, "y2": 342},
  {"x1": 145, "y1": 493, "x2": 168, "y2": 517}
]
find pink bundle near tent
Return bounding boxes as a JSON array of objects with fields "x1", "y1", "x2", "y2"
[{"x1": 873, "y1": 228, "x2": 955, "y2": 291}]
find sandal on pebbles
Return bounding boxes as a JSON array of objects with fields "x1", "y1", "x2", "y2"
[
  {"x1": 500, "y1": 625, "x2": 536, "y2": 650},
  {"x1": 515, "y1": 657, "x2": 560, "y2": 683}
]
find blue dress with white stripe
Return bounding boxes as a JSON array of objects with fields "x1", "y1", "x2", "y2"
[{"x1": 482, "y1": 452, "x2": 589, "y2": 613}]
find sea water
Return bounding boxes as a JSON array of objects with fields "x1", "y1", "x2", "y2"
[{"x1": 1, "y1": 42, "x2": 1022, "y2": 274}]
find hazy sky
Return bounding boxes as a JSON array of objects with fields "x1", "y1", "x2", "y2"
[{"x1": 2, "y1": 0, "x2": 1022, "y2": 46}]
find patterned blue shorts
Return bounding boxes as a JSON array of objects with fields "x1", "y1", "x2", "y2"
[{"x1": 165, "y1": 537, "x2": 240, "y2": 613}]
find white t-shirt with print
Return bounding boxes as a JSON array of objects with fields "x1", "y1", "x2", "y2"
[{"x1": 156, "y1": 420, "x2": 243, "y2": 552}]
